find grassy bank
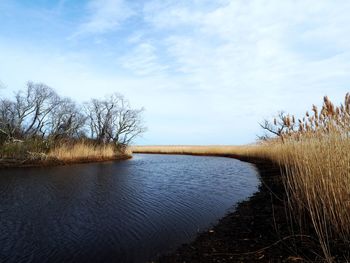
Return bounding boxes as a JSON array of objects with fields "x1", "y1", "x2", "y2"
[
  {"x1": 0, "y1": 141, "x2": 131, "y2": 168},
  {"x1": 132, "y1": 145, "x2": 247, "y2": 155},
  {"x1": 133, "y1": 96, "x2": 350, "y2": 262}
]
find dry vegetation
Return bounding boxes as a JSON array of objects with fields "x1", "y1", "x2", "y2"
[
  {"x1": 132, "y1": 94, "x2": 350, "y2": 262},
  {"x1": 131, "y1": 145, "x2": 248, "y2": 155},
  {"x1": 0, "y1": 140, "x2": 130, "y2": 165},
  {"x1": 48, "y1": 142, "x2": 121, "y2": 162}
]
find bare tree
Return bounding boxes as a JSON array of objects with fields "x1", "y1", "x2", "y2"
[
  {"x1": 85, "y1": 93, "x2": 145, "y2": 146},
  {"x1": 12, "y1": 82, "x2": 61, "y2": 138},
  {"x1": 0, "y1": 82, "x2": 62, "y2": 141},
  {"x1": 1, "y1": 83, "x2": 145, "y2": 146},
  {"x1": 85, "y1": 97, "x2": 114, "y2": 143},
  {"x1": 259, "y1": 111, "x2": 297, "y2": 139},
  {"x1": 48, "y1": 97, "x2": 86, "y2": 139},
  {"x1": 111, "y1": 106, "x2": 145, "y2": 146},
  {"x1": 0, "y1": 98, "x2": 17, "y2": 140}
]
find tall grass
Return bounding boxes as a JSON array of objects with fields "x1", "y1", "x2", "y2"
[
  {"x1": 0, "y1": 140, "x2": 128, "y2": 164},
  {"x1": 262, "y1": 94, "x2": 350, "y2": 261},
  {"x1": 131, "y1": 145, "x2": 248, "y2": 155},
  {"x1": 48, "y1": 142, "x2": 118, "y2": 162},
  {"x1": 132, "y1": 94, "x2": 350, "y2": 262},
  {"x1": 278, "y1": 135, "x2": 350, "y2": 260}
]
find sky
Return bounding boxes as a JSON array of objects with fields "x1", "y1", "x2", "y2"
[{"x1": 0, "y1": 0, "x2": 350, "y2": 145}]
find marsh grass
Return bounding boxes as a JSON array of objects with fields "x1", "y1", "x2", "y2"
[
  {"x1": 131, "y1": 145, "x2": 248, "y2": 155},
  {"x1": 0, "y1": 140, "x2": 126, "y2": 164},
  {"x1": 48, "y1": 142, "x2": 118, "y2": 162}
]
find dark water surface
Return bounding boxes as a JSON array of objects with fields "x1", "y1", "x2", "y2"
[{"x1": 0, "y1": 154, "x2": 259, "y2": 263}]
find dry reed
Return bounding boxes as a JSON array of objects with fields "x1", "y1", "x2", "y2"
[
  {"x1": 131, "y1": 145, "x2": 248, "y2": 155},
  {"x1": 48, "y1": 142, "x2": 117, "y2": 162}
]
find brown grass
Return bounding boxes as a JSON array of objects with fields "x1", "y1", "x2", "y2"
[
  {"x1": 132, "y1": 94, "x2": 350, "y2": 262},
  {"x1": 131, "y1": 145, "x2": 248, "y2": 155},
  {"x1": 48, "y1": 142, "x2": 120, "y2": 162},
  {"x1": 0, "y1": 140, "x2": 131, "y2": 167}
]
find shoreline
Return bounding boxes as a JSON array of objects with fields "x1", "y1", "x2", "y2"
[
  {"x1": 130, "y1": 152, "x2": 328, "y2": 262},
  {"x1": 152, "y1": 158, "x2": 323, "y2": 262},
  {"x1": 0, "y1": 154, "x2": 132, "y2": 169},
  {"x1": 155, "y1": 159, "x2": 324, "y2": 262}
]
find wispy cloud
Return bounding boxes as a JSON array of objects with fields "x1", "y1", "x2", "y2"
[
  {"x1": 75, "y1": 0, "x2": 135, "y2": 36},
  {"x1": 0, "y1": 80, "x2": 6, "y2": 90},
  {"x1": 140, "y1": 0, "x2": 350, "y2": 101},
  {"x1": 120, "y1": 42, "x2": 168, "y2": 76}
]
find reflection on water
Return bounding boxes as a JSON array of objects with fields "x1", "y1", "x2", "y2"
[{"x1": 0, "y1": 154, "x2": 259, "y2": 263}]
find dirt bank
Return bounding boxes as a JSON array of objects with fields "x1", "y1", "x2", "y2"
[{"x1": 151, "y1": 157, "x2": 344, "y2": 262}]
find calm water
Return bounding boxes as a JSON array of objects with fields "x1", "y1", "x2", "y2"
[{"x1": 0, "y1": 154, "x2": 259, "y2": 263}]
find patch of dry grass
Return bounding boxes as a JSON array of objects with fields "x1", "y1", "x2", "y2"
[
  {"x1": 276, "y1": 135, "x2": 350, "y2": 260},
  {"x1": 48, "y1": 142, "x2": 118, "y2": 162},
  {"x1": 0, "y1": 140, "x2": 131, "y2": 167},
  {"x1": 131, "y1": 145, "x2": 248, "y2": 155}
]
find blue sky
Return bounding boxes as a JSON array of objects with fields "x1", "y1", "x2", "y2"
[{"x1": 1, "y1": 0, "x2": 350, "y2": 145}]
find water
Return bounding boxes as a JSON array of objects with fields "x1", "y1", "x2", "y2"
[{"x1": 0, "y1": 154, "x2": 260, "y2": 263}]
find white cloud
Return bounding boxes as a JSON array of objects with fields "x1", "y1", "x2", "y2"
[
  {"x1": 119, "y1": 42, "x2": 168, "y2": 76},
  {"x1": 75, "y1": 0, "x2": 134, "y2": 36},
  {"x1": 141, "y1": 0, "x2": 350, "y2": 101},
  {"x1": 0, "y1": 80, "x2": 6, "y2": 90}
]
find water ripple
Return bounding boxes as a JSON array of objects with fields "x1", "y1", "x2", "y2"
[{"x1": 0, "y1": 154, "x2": 259, "y2": 263}]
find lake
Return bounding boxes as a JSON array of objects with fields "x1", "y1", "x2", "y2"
[{"x1": 0, "y1": 154, "x2": 260, "y2": 263}]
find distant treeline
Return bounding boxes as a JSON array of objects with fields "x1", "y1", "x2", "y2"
[{"x1": 0, "y1": 82, "x2": 146, "y2": 147}]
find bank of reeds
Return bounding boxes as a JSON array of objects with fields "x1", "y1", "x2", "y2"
[
  {"x1": 131, "y1": 145, "x2": 247, "y2": 155},
  {"x1": 48, "y1": 142, "x2": 119, "y2": 162},
  {"x1": 0, "y1": 140, "x2": 129, "y2": 166},
  {"x1": 132, "y1": 94, "x2": 350, "y2": 262}
]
